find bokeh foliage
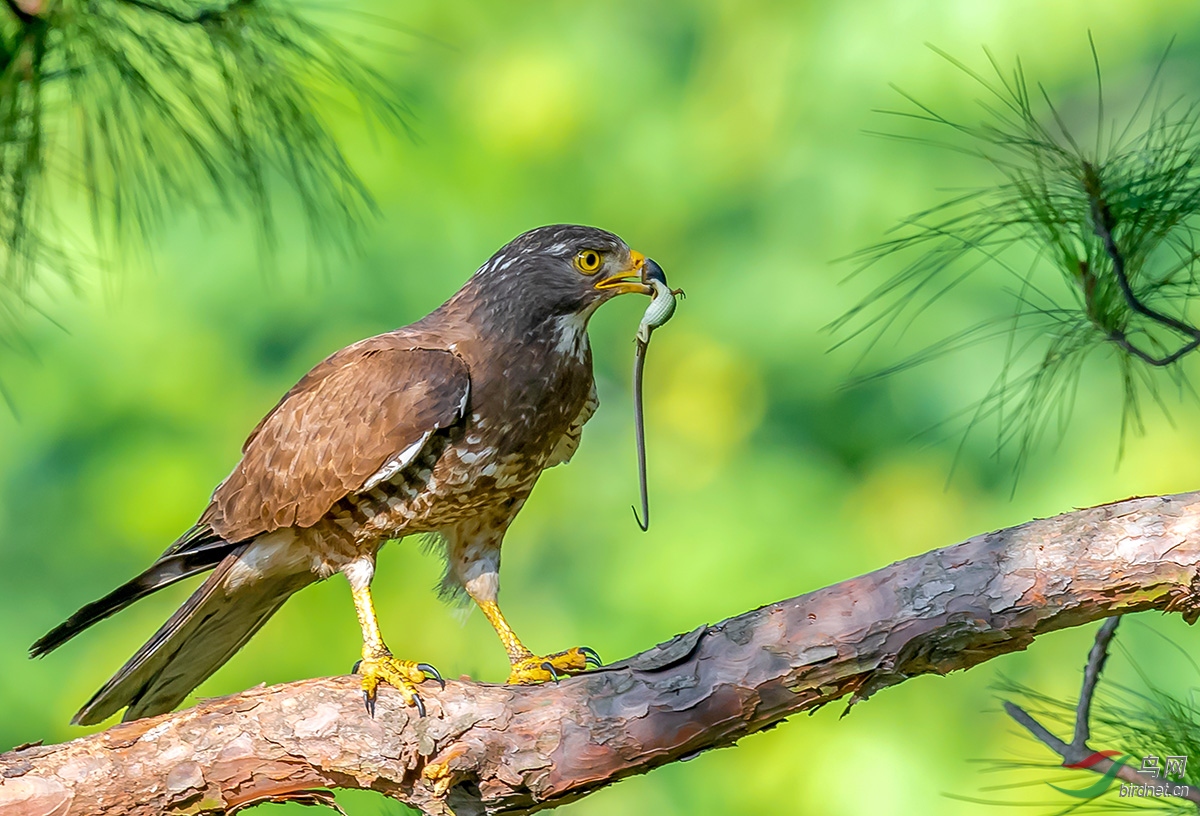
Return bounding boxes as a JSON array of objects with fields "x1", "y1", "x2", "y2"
[{"x1": 3, "y1": 2, "x2": 1200, "y2": 815}]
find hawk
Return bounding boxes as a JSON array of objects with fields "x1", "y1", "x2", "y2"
[{"x1": 31, "y1": 224, "x2": 657, "y2": 723}]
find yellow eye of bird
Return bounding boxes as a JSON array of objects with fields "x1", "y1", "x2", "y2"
[{"x1": 574, "y1": 249, "x2": 602, "y2": 274}]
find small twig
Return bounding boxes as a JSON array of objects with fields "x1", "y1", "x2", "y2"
[
  {"x1": 1003, "y1": 700, "x2": 1074, "y2": 758},
  {"x1": 1073, "y1": 615, "x2": 1120, "y2": 751},
  {"x1": 1005, "y1": 616, "x2": 1200, "y2": 807},
  {"x1": 1106, "y1": 328, "x2": 1200, "y2": 368},
  {"x1": 1084, "y1": 162, "x2": 1200, "y2": 367}
]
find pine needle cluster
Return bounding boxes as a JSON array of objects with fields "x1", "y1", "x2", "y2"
[
  {"x1": 834, "y1": 40, "x2": 1200, "y2": 476},
  {"x1": 0, "y1": 0, "x2": 407, "y2": 351}
]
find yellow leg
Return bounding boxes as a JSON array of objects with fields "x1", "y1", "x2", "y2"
[
  {"x1": 350, "y1": 583, "x2": 441, "y2": 716},
  {"x1": 476, "y1": 598, "x2": 601, "y2": 684},
  {"x1": 477, "y1": 598, "x2": 532, "y2": 661}
]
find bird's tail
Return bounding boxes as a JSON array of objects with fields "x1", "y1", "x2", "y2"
[
  {"x1": 30, "y1": 525, "x2": 238, "y2": 658},
  {"x1": 34, "y1": 528, "x2": 318, "y2": 725}
]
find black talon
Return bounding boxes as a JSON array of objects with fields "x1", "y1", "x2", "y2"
[
  {"x1": 363, "y1": 689, "x2": 376, "y2": 719},
  {"x1": 413, "y1": 693, "x2": 426, "y2": 718},
  {"x1": 541, "y1": 661, "x2": 560, "y2": 683},
  {"x1": 580, "y1": 646, "x2": 602, "y2": 667},
  {"x1": 417, "y1": 663, "x2": 445, "y2": 689},
  {"x1": 351, "y1": 659, "x2": 363, "y2": 675}
]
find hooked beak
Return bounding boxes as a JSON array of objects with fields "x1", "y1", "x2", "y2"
[{"x1": 594, "y1": 250, "x2": 653, "y2": 296}]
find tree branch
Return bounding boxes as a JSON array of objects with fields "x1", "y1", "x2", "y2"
[{"x1": 4, "y1": 492, "x2": 1200, "y2": 816}]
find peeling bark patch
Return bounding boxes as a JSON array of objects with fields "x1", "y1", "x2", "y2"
[
  {"x1": 792, "y1": 644, "x2": 839, "y2": 667},
  {"x1": 605, "y1": 627, "x2": 706, "y2": 672},
  {"x1": 0, "y1": 775, "x2": 72, "y2": 816},
  {"x1": 166, "y1": 761, "x2": 205, "y2": 793},
  {"x1": 293, "y1": 704, "x2": 342, "y2": 739}
]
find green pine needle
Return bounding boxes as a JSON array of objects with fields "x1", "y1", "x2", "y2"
[
  {"x1": 833, "y1": 39, "x2": 1200, "y2": 479},
  {"x1": 0, "y1": 0, "x2": 409, "y2": 346}
]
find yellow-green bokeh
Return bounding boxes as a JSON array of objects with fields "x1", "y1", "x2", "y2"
[{"x1": 4, "y1": 2, "x2": 1200, "y2": 814}]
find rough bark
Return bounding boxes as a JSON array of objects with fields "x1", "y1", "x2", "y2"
[{"x1": 4, "y1": 491, "x2": 1200, "y2": 816}]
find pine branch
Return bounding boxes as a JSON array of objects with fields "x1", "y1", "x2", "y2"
[
  {"x1": 999, "y1": 617, "x2": 1200, "y2": 811},
  {"x1": 992, "y1": 617, "x2": 1200, "y2": 812},
  {"x1": 1000, "y1": 618, "x2": 1200, "y2": 807},
  {"x1": 835, "y1": 41, "x2": 1200, "y2": 477},
  {"x1": 5, "y1": 492, "x2": 1200, "y2": 815}
]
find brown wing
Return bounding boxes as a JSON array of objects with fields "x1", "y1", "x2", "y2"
[{"x1": 203, "y1": 344, "x2": 470, "y2": 542}]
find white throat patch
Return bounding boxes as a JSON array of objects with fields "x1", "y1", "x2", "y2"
[{"x1": 551, "y1": 311, "x2": 593, "y2": 361}]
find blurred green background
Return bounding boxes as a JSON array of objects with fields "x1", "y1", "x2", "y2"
[{"x1": 5, "y1": 1, "x2": 1200, "y2": 814}]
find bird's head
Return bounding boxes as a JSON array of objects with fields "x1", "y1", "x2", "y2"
[{"x1": 467, "y1": 225, "x2": 655, "y2": 328}]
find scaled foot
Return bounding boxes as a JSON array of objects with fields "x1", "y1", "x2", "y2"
[
  {"x1": 506, "y1": 646, "x2": 602, "y2": 684},
  {"x1": 354, "y1": 652, "x2": 443, "y2": 717}
]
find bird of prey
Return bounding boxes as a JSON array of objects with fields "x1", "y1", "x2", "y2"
[{"x1": 31, "y1": 224, "x2": 657, "y2": 724}]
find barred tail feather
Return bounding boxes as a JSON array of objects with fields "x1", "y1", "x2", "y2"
[
  {"x1": 30, "y1": 528, "x2": 236, "y2": 658},
  {"x1": 72, "y1": 531, "x2": 317, "y2": 725}
]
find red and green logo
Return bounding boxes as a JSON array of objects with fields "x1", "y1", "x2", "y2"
[{"x1": 1051, "y1": 751, "x2": 1129, "y2": 799}]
